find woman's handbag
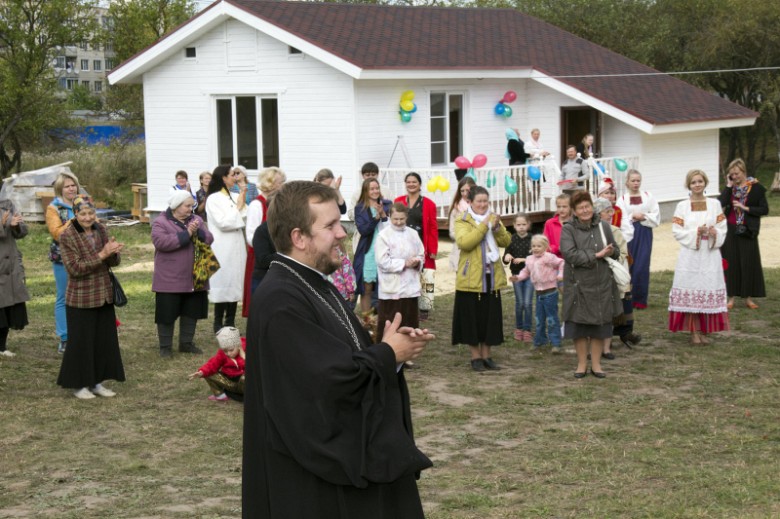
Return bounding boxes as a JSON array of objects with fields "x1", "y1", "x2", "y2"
[
  {"x1": 193, "y1": 236, "x2": 220, "y2": 290},
  {"x1": 108, "y1": 270, "x2": 128, "y2": 307},
  {"x1": 598, "y1": 223, "x2": 631, "y2": 287},
  {"x1": 734, "y1": 224, "x2": 753, "y2": 239}
]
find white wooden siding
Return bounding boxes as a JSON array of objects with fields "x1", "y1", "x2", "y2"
[{"x1": 142, "y1": 19, "x2": 355, "y2": 211}]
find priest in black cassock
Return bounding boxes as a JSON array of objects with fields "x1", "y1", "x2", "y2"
[{"x1": 243, "y1": 181, "x2": 435, "y2": 518}]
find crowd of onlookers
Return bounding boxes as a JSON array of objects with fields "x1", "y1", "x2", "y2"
[{"x1": 0, "y1": 145, "x2": 768, "y2": 396}]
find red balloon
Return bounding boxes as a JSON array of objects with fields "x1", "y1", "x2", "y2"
[
  {"x1": 472, "y1": 154, "x2": 488, "y2": 169},
  {"x1": 454, "y1": 156, "x2": 472, "y2": 169},
  {"x1": 502, "y1": 90, "x2": 517, "y2": 103}
]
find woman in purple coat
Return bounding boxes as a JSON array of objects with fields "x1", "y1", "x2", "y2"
[{"x1": 152, "y1": 190, "x2": 214, "y2": 357}]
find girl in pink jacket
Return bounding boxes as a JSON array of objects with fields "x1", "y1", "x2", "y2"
[{"x1": 511, "y1": 235, "x2": 564, "y2": 352}]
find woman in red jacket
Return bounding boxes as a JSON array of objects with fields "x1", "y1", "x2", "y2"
[{"x1": 394, "y1": 172, "x2": 438, "y2": 319}]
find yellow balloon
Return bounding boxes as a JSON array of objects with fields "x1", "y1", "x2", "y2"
[
  {"x1": 400, "y1": 100, "x2": 414, "y2": 112},
  {"x1": 401, "y1": 90, "x2": 415, "y2": 102},
  {"x1": 426, "y1": 178, "x2": 438, "y2": 193},
  {"x1": 437, "y1": 176, "x2": 450, "y2": 192}
]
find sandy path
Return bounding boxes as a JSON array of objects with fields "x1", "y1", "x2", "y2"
[{"x1": 434, "y1": 216, "x2": 780, "y2": 296}]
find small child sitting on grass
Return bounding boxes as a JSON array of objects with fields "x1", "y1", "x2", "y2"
[{"x1": 188, "y1": 326, "x2": 245, "y2": 402}]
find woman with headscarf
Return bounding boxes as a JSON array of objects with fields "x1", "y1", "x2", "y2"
[
  {"x1": 205, "y1": 165, "x2": 247, "y2": 332},
  {"x1": 46, "y1": 172, "x2": 82, "y2": 354},
  {"x1": 719, "y1": 158, "x2": 768, "y2": 310},
  {"x1": 0, "y1": 199, "x2": 29, "y2": 358},
  {"x1": 452, "y1": 186, "x2": 512, "y2": 372},
  {"x1": 151, "y1": 190, "x2": 214, "y2": 357},
  {"x1": 57, "y1": 196, "x2": 125, "y2": 399}
]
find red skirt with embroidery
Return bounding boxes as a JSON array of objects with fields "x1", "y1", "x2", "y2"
[{"x1": 668, "y1": 311, "x2": 729, "y2": 334}]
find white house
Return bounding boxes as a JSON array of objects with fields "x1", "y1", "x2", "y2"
[{"x1": 108, "y1": 0, "x2": 756, "y2": 217}]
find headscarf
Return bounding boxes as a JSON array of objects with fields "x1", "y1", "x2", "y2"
[
  {"x1": 168, "y1": 190, "x2": 193, "y2": 210},
  {"x1": 593, "y1": 197, "x2": 613, "y2": 215},
  {"x1": 72, "y1": 195, "x2": 95, "y2": 213}
]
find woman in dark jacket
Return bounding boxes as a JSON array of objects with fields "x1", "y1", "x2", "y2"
[
  {"x1": 560, "y1": 191, "x2": 623, "y2": 378},
  {"x1": 151, "y1": 190, "x2": 214, "y2": 357},
  {"x1": 353, "y1": 178, "x2": 392, "y2": 314},
  {"x1": 57, "y1": 196, "x2": 125, "y2": 399},
  {"x1": 719, "y1": 158, "x2": 768, "y2": 309}
]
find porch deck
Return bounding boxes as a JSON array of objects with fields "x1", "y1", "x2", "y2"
[{"x1": 379, "y1": 155, "x2": 637, "y2": 231}]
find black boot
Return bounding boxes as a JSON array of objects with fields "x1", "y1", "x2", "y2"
[
  {"x1": 213, "y1": 303, "x2": 226, "y2": 333},
  {"x1": 224, "y1": 302, "x2": 238, "y2": 328},
  {"x1": 157, "y1": 323, "x2": 174, "y2": 358}
]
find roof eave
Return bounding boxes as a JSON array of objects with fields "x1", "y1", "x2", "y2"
[
  {"x1": 357, "y1": 68, "x2": 534, "y2": 80},
  {"x1": 533, "y1": 74, "x2": 756, "y2": 134}
]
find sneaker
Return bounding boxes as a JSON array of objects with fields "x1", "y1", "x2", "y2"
[
  {"x1": 74, "y1": 387, "x2": 96, "y2": 400},
  {"x1": 91, "y1": 384, "x2": 116, "y2": 397},
  {"x1": 0, "y1": 350, "x2": 15, "y2": 358},
  {"x1": 470, "y1": 359, "x2": 486, "y2": 372},
  {"x1": 208, "y1": 394, "x2": 229, "y2": 402},
  {"x1": 57, "y1": 341, "x2": 67, "y2": 354},
  {"x1": 552, "y1": 346, "x2": 563, "y2": 354},
  {"x1": 513, "y1": 329, "x2": 523, "y2": 341}
]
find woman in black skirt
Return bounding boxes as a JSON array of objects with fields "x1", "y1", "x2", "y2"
[
  {"x1": 0, "y1": 200, "x2": 30, "y2": 358},
  {"x1": 57, "y1": 196, "x2": 125, "y2": 399},
  {"x1": 151, "y1": 190, "x2": 215, "y2": 357},
  {"x1": 719, "y1": 158, "x2": 768, "y2": 310},
  {"x1": 452, "y1": 186, "x2": 512, "y2": 371}
]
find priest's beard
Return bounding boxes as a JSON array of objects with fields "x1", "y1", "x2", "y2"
[{"x1": 309, "y1": 246, "x2": 341, "y2": 276}]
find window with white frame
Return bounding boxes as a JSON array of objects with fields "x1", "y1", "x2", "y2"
[
  {"x1": 216, "y1": 96, "x2": 279, "y2": 170},
  {"x1": 94, "y1": 81, "x2": 102, "y2": 92},
  {"x1": 65, "y1": 79, "x2": 77, "y2": 90},
  {"x1": 81, "y1": 80, "x2": 90, "y2": 89},
  {"x1": 93, "y1": 60, "x2": 102, "y2": 71},
  {"x1": 81, "y1": 59, "x2": 89, "y2": 71},
  {"x1": 105, "y1": 58, "x2": 114, "y2": 70},
  {"x1": 430, "y1": 92, "x2": 464, "y2": 165},
  {"x1": 54, "y1": 56, "x2": 65, "y2": 69}
]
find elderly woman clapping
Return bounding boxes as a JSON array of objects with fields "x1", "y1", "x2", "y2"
[
  {"x1": 152, "y1": 190, "x2": 214, "y2": 357},
  {"x1": 561, "y1": 191, "x2": 623, "y2": 378}
]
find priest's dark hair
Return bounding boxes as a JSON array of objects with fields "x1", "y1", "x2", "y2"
[{"x1": 268, "y1": 181, "x2": 339, "y2": 254}]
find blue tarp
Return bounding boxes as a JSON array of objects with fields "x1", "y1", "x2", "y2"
[{"x1": 52, "y1": 125, "x2": 145, "y2": 145}]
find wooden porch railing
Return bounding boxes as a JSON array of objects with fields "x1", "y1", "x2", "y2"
[{"x1": 379, "y1": 155, "x2": 638, "y2": 222}]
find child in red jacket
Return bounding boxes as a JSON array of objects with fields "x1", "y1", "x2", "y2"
[{"x1": 188, "y1": 326, "x2": 245, "y2": 402}]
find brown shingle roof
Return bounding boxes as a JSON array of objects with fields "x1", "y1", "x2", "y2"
[{"x1": 228, "y1": 0, "x2": 755, "y2": 126}]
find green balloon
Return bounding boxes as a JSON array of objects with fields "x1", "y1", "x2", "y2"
[
  {"x1": 504, "y1": 175, "x2": 518, "y2": 195},
  {"x1": 614, "y1": 158, "x2": 628, "y2": 172}
]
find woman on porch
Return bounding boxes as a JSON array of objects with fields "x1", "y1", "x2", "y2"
[
  {"x1": 394, "y1": 173, "x2": 438, "y2": 320},
  {"x1": 617, "y1": 170, "x2": 660, "y2": 309}
]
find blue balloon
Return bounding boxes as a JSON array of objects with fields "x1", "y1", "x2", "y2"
[
  {"x1": 505, "y1": 128, "x2": 518, "y2": 141},
  {"x1": 410, "y1": 103, "x2": 417, "y2": 114},
  {"x1": 494, "y1": 103, "x2": 506, "y2": 115},
  {"x1": 528, "y1": 165, "x2": 542, "y2": 181},
  {"x1": 595, "y1": 162, "x2": 605, "y2": 174}
]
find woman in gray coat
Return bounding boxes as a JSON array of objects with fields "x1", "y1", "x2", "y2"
[
  {"x1": 0, "y1": 200, "x2": 30, "y2": 357},
  {"x1": 560, "y1": 191, "x2": 623, "y2": 378}
]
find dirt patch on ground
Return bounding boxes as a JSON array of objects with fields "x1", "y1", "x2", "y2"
[{"x1": 434, "y1": 216, "x2": 780, "y2": 296}]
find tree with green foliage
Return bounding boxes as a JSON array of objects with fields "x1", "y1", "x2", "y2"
[
  {"x1": 0, "y1": 0, "x2": 99, "y2": 177},
  {"x1": 102, "y1": 0, "x2": 196, "y2": 122}
]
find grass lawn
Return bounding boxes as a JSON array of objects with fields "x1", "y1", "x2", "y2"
[{"x1": 1, "y1": 223, "x2": 779, "y2": 518}]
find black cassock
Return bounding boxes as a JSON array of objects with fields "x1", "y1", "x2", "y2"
[{"x1": 242, "y1": 255, "x2": 432, "y2": 518}]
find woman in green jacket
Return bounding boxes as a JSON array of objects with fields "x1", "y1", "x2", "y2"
[{"x1": 452, "y1": 186, "x2": 512, "y2": 371}]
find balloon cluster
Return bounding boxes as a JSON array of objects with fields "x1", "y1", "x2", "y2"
[
  {"x1": 454, "y1": 154, "x2": 487, "y2": 170},
  {"x1": 426, "y1": 175, "x2": 451, "y2": 193},
  {"x1": 494, "y1": 90, "x2": 517, "y2": 118},
  {"x1": 399, "y1": 90, "x2": 417, "y2": 123}
]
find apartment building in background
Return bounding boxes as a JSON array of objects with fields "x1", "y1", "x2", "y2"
[{"x1": 54, "y1": 7, "x2": 115, "y2": 95}]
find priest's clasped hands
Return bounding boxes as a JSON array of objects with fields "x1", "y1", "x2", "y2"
[{"x1": 382, "y1": 312, "x2": 435, "y2": 364}]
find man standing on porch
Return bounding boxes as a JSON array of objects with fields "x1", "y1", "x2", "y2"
[{"x1": 560, "y1": 145, "x2": 587, "y2": 195}]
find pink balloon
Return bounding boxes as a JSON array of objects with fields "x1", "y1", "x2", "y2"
[
  {"x1": 472, "y1": 154, "x2": 488, "y2": 169},
  {"x1": 502, "y1": 90, "x2": 517, "y2": 103},
  {"x1": 454, "y1": 156, "x2": 472, "y2": 169}
]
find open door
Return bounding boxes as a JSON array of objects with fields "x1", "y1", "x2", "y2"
[{"x1": 561, "y1": 107, "x2": 601, "y2": 158}]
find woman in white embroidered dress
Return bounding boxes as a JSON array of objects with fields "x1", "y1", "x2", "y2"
[
  {"x1": 668, "y1": 170, "x2": 729, "y2": 344},
  {"x1": 205, "y1": 165, "x2": 247, "y2": 332},
  {"x1": 616, "y1": 169, "x2": 660, "y2": 309}
]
